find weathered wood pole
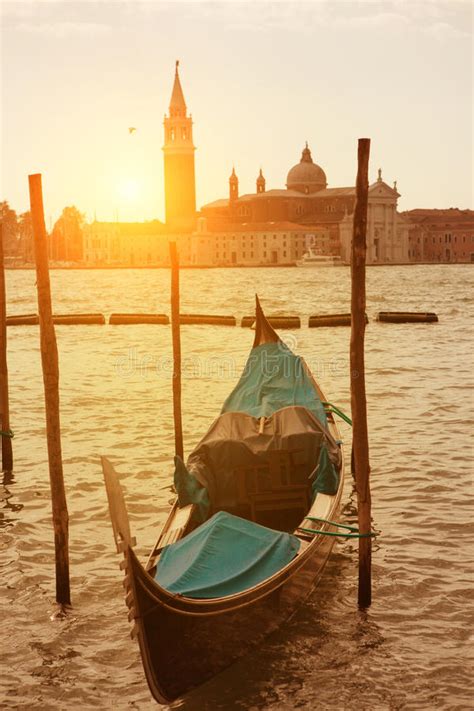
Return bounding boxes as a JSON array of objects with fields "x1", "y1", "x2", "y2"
[
  {"x1": 0, "y1": 225, "x2": 13, "y2": 471},
  {"x1": 169, "y1": 241, "x2": 184, "y2": 460},
  {"x1": 29, "y1": 174, "x2": 71, "y2": 606},
  {"x1": 350, "y1": 138, "x2": 372, "y2": 608}
]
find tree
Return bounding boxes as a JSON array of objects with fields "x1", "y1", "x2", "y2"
[
  {"x1": 50, "y1": 206, "x2": 85, "y2": 262},
  {"x1": 0, "y1": 201, "x2": 19, "y2": 258},
  {"x1": 18, "y1": 211, "x2": 34, "y2": 263}
]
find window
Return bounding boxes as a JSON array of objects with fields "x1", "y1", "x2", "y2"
[
  {"x1": 263, "y1": 251, "x2": 267, "y2": 257},
  {"x1": 283, "y1": 251, "x2": 287, "y2": 257},
  {"x1": 171, "y1": 128, "x2": 175, "y2": 141},
  {"x1": 182, "y1": 128, "x2": 187, "y2": 140},
  {"x1": 243, "y1": 252, "x2": 246, "y2": 258},
  {"x1": 251, "y1": 251, "x2": 254, "y2": 258}
]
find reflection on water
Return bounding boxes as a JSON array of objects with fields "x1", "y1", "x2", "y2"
[
  {"x1": 0, "y1": 470, "x2": 24, "y2": 529},
  {"x1": 2, "y1": 265, "x2": 473, "y2": 710}
]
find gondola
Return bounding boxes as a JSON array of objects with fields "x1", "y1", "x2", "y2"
[{"x1": 102, "y1": 296, "x2": 346, "y2": 704}]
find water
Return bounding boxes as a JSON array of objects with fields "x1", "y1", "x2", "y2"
[{"x1": 1, "y1": 265, "x2": 473, "y2": 710}]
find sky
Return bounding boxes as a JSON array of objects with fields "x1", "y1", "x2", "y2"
[{"x1": 1, "y1": 0, "x2": 472, "y2": 224}]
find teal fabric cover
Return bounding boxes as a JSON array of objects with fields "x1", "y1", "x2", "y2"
[
  {"x1": 312, "y1": 444, "x2": 340, "y2": 497},
  {"x1": 174, "y1": 456, "x2": 210, "y2": 522},
  {"x1": 155, "y1": 511, "x2": 300, "y2": 599},
  {"x1": 221, "y1": 342, "x2": 327, "y2": 426}
]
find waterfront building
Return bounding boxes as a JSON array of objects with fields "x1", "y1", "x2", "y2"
[
  {"x1": 202, "y1": 152, "x2": 409, "y2": 265},
  {"x1": 82, "y1": 217, "x2": 326, "y2": 267},
  {"x1": 189, "y1": 218, "x2": 327, "y2": 266},
  {"x1": 83, "y1": 220, "x2": 168, "y2": 265},
  {"x1": 403, "y1": 209, "x2": 474, "y2": 263}
]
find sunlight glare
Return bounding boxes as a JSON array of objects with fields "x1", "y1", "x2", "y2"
[{"x1": 118, "y1": 178, "x2": 141, "y2": 202}]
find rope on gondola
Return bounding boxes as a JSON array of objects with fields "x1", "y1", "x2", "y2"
[
  {"x1": 322, "y1": 401, "x2": 353, "y2": 426},
  {"x1": 298, "y1": 515, "x2": 377, "y2": 539},
  {"x1": 0, "y1": 429, "x2": 14, "y2": 438}
]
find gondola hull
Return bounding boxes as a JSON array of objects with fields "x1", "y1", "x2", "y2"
[{"x1": 125, "y1": 487, "x2": 342, "y2": 703}]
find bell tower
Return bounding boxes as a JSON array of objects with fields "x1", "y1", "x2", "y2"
[
  {"x1": 163, "y1": 61, "x2": 196, "y2": 230},
  {"x1": 229, "y1": 167, "x2": 239, "y2": 202}
]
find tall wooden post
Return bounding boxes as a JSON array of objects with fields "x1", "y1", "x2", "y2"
[
  {"x1": 350, "y1": 138, "x2": 372, "y2": 608},
  {"x1": 169, "y1": 241, "x2": 184, "y2": 460},
  {"x1": 0, "y1": 225, "x2": 13, "y2": 471},
  {"x1": 29, "y1": 173, "x2": 71, "y2": 607}
]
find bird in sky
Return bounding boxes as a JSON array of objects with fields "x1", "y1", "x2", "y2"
[{"x1": 128, "y1": 127, "x2": 137, "y2": 134}]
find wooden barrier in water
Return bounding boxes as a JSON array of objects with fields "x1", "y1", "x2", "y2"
[
  {"x1": 309, "y1": 313, "x2": 369, "y2": 328},
  {"x1": 180, "y1": 314, "x2": 236, "y2": 326},
  {"x1": 109, "y1": 313, "x2": 169, "y2": 325},
  {"x1": 29, "y1": 172, "x2": 71, "y2": 609},
  {"x1": 377, "y1": 311, "x2": 438, "y2": 323},
  {"x1": 169, "y1": 242, "x2": 184, "y2": 461},
  {"x1": 53, "y1": 313, "x2": 105, "y2": 325},
  {"x1": 0, "y1": 225, "x2": 13, "y2": 471},
  {"x1": 7, "y1": 313, "x2": 105, "y2": 325},
  {"x1": 350, "y1": 138, "x2": 372, "y2": 609},
  {"x1": 241, "y1": 315, "x2": 301, "y2": 329},
  {"x1": 6, "y1": 314, "x2": 39, "y2": 326}
]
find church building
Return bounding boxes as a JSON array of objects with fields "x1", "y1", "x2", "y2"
[{"x1": 200, "y1": 144, "x2": 409, "y2": 264}]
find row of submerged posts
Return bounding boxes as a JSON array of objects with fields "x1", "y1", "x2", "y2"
[
  {"x1": 5, "y1": 311, "x2": 439, "y2": 327},
  {"x1": 0, "y1": 141, "x2": 380, "y2": 615}
]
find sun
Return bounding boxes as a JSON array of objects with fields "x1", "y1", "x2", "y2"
[{"x1": 118, "y1": 178, "x2": 141, "y2": 202}]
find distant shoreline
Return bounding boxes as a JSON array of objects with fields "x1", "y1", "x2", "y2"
[{"x1": 6, "y1": 261, "x2": 472, "y2": 270}]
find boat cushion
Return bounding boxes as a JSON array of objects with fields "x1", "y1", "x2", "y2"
[
  {"x1": 155, "y1": 511, "x2": 300, "y2": 599},
  {"x1": 221, "y1": 341, "x2": 327, "y2": 425}
]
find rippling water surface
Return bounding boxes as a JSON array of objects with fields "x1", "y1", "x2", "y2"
[{"x1": 1, "y1": 265, "x2": 473, "y2": 710}]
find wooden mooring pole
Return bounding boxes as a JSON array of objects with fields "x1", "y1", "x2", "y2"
[
  {"x1": 169, "y1": 241, "x2": 184, "y2": 460},
  {"x1": 0, "y1": 225, "x2": 13, "y2": 471},
  {"x1": 350, "y1": 138, "x2": 372, "y2": 609},
  {"x1": 29, "y1": 174, "x2": 71, "y2": 607}
]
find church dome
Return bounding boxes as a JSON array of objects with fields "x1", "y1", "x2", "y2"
[{"x1": 286, "y1": 144, "x2": 327, "y2": 194}]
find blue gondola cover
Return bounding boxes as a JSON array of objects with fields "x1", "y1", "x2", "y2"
[
  {"x1": 221, "y1": 341, "x2": 327, "y2": 425},
  {"x1": 155, "y1": 511, "x2": 300, "y2": 599}
]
